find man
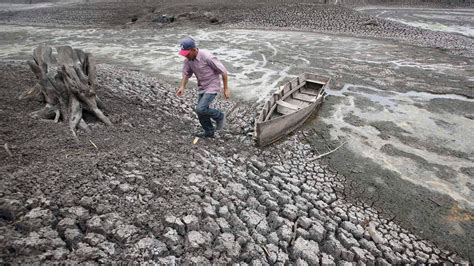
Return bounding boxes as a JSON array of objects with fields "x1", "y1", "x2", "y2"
[{"x1": 176, "y1": 37, "x2": 230, "y2": 138}]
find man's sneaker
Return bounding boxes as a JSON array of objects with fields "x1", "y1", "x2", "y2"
[
  {"x1": 194, "y1": 132, "x2": 215, "y2": 138},
  {"x1": 216, "y1": 114, "x2": 226, "y2": 130}
]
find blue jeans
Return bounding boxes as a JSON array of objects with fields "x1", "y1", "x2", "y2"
[{"x1": 196, "y1": 93, "x2": 223, "y2": 136}]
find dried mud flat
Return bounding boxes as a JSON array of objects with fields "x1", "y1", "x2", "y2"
[
  {"x1": 0, "y1": 61, "x2": 470, "y2": 264},
  {"x1": 1, "y1": 0, "x2": 473, "y2": 264}
]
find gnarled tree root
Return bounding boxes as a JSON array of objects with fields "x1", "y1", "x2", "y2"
[{"x1": 23, "y1": 45, "x2": 111, "y2": 141}]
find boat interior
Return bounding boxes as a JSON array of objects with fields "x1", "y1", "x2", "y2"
[{"x1": 263, "y1": 77, "x2": 326, "y2": 121}]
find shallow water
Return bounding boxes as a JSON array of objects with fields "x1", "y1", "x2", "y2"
[
  {"x1": 0, "y1": 23, "x2": 472, "y2": 208},
  {"x1": 326, "y1": 84, "x2": 474, "y2": 208},
  {"x1": 358, "y1": 7, "x2": 474, "y2": 37}
]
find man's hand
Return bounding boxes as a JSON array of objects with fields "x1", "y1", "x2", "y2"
[
  {"x1": 176, "y1": 87, "x2": 185, "y2": 97},
  {"x1": 223, "y1": 87, "x2": 230, "y2": 100}
]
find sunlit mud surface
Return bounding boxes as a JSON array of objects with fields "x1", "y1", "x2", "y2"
[
  {"x1": 358, "y1": 7, "x2": 474, "y2": 37},
  {"x1": 0, "y1": 24, "x2": 472, "y2": 209}
]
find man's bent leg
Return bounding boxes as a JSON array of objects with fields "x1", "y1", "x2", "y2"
[{"x1": 196, "y1": 93, "x2": 221, "y2": 136}]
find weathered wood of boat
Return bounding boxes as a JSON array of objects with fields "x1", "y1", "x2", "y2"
[{"x1": 255, "y1": 73, "x2": 330, "y2": 147}]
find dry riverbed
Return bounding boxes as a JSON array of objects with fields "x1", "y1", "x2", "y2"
[{"x1": 0, "y1": 0, "x2": 473, "y2": 264}]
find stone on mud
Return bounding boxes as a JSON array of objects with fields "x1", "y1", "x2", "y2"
[
  {"x1": 73, "y1": 242, "x2": 106, "y2": 261},
  {"x1": 64, "y1": 228, "x2": 83, "y2": 248},
  {"x1": 186, "y1": 231, "x2": 209, "y2": 249},
  {"x1": 164, "y1": 215, "x2": 186, "y2": 235},
  {"x1": 99, "y1": 241, "x2": 116, "y2": 256},
  {"x1": 250, "y1": 157, "x2": 266, "y2": 171},
  {"x1": 18, "y1": 207, "x2": 55, "y2": 231},
  {"x1": 320, "y1": 253, "x2": 335, "y2": 265},
  {"x1": 321, "y1": 235, "x2": 344, "y2": 259},
  {"x1": 163, "y1": 228, "x2": 182, "y2": 246},
  {"x1": 135, "y1": 237, "x2": 168, "y2": 257},
  {"x1": 278, "y1": 223, "x2": 293, "y2": 242},
  {"x1": 0, "y1": 198, "x2": 25, "y2": 221},
  {"x1": 297, "y1": 216, "x2": 313, "y2": 230},
  {"x1": 337, "y1": 232, "x2": 360, "y2": 248},
  {"x1": 215, "y1": 217, "x2": 231, "y2": 233},
  {"x1": 12, "y1": 227, "x2": 66, "y2": 255},
  {"x1": 156, "y1": 255, "x2": 178, "y2": 265},
  {"x1": 84, "y1": 233, "x2": 106, "y2": 247},
  {"x1": 113, "y1": 224, "x2": 138, "y2": 242},
  {"x1": 282, "y1": 204, "x2": 299, "y2": 221},
  {"x1": 308, "y1": 222, "x2": 326, "y2": 242},
  {"x1": 182, "y1": 214, "x2": 199, "y2": 231},
  {"x1": 227, "y1": 182, "x2": 249, "y2": 200},
  {"x1": 66, "y1": 206, "x2": 90, "y2": 221},
  {"x1": 187, "y1": 173, "x2": 205, "y2": 184},
  {"x1": 341, "y1": 248, "x2": 355, "y2": 262},
  {"x1": 341, "y1": 221, "x2": 364, "y2": 239},
  {"x1": 202, "y1": 217, "x2": 220, "y2": 236},
  {"x1": 57, "y1": 217, "x2": 78, "y2": 234},
  {"x1": 291, "y1": 237, "x2": 320, "y2": 265},
  {"x1": 218, "y1": 205, "x2": 230, "y2": 218},
  {"x1": 86, "y1": 215, "x2": 105, "y2": 234},
  {"x1": 215, "y1": 233, "x2": 241, "y2": 258}
]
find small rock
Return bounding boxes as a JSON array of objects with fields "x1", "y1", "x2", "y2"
[
  {"x1": 308, "y1": 222, "x2": 326, "y2": 242},
  {"x1": 367, "y1": 223, "x2": 386, "y2": 244},
  {"x1": 341, "y1": 248, "x2": 355, "y2": 261},
  {"x1": 298, "y1": 216, "x2": 313, "y2": 230},
  {"x1": 156, "y1": 256, "x2": 178, "y2": 265},
  {"x1": 19, "y1": 207, "x2": 55, "y2": 231},
  {"x1": 114, "y1": 224, "x2": 137, "y2": 242},
  {"x1": 84, "y1": 233, "x2": 106, "y2": 247},
  {"x1": 56, "y1": 217, "x2": 77, "y2": 234},
  {"x1": 216, "y1": 217, "x2": 231, "y2": 233},
  {"x1": 291, "y1": 237, "x2": 320, "y2": 265},
  {"x1": 215, "y1": 233, "x2": 241, "y2": 258},
  {"x1": 187, "y1": 231, "x2": 208, "y2": 249},
  {"x1": 0, "y1": 198, "x2": 25, "y2": 220},
  {"x1": 136, "y1": 237, "x2": 167, "y2": 257},
  {"x1": 182, "y1": 215, "x2": 199, "y2": 231},
  {"x1": 278, "y1": 224, "x2": 293, "y2": 242},
  {"x1": 218, "y1": 206, "x2": 230, "y2": 218},
  {"x1": 320, "y1": 253, "x2": 335, "y2": 265},
  {"x1": 202, "y1": 204, "x2": 217, "y2": 217},
  {"x1": 99, "y1": 241, "x2": 116, "y2": 256},
  {"x1": 322, "y1": 235, "x2": 344, "y2": 259},
  {"x1": 163, "y1": 228, "x2": 181, "y2": 246},
  {"x1": 86, "y1": 216, "x2": 105, "y2": 234},
  {"x1": 227, "y1": 182, "x2": 249, "y2": 200},
  {"x1": 282, "y1": 204, "x2": 299, "y2": 221},
  {"x1": 164, "y1": 215, "x2": 186, "y2": 235},
  {"x1": 341, "y1": 221, "x2": 363, "y2": 239},
  {"x1": 73, "y1": 243, "x2": 106, "y2": 261},
  {"x1": 202, "y1": 217, "x2": 220, "y2": 236},
  {"x1": 64, "y1": 228, "x2": 83, "y2": 248}
]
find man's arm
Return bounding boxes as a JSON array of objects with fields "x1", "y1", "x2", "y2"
[
  {"x1": 222, "y1": 73, "x2": 230, "y2": 100},
  {"x1": 177, "y1": 74, "x2": 189, "y2": 97},
  {"x1": 205, "y1": 54, "x2": 230, "y2": 100}
]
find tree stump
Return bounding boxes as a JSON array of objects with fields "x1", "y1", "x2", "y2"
[{"x1": 22, "y1": 46, "x2": 111, "y2": 141}]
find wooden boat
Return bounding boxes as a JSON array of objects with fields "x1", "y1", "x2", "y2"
[{"x1": 254, "y1": 73, "x2": 330, "y2": 146}]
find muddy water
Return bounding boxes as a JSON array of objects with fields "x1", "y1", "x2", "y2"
[{"x1": 0, "y1": 24, "x2": 472, "y2": 210}]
